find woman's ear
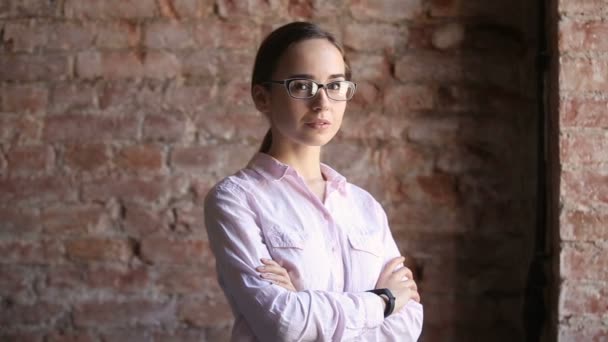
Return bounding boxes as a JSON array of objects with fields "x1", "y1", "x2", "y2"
[{"x1": 252, "y1": 84, "x2": 271, "y2": 114}]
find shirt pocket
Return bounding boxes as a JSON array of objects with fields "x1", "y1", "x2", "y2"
[
  {"x1": 264, "y1": 224, "x2": 307, "y2": 250},
  {"x1": 347, "y1": 231, "x2": 384, "y2": 290}
]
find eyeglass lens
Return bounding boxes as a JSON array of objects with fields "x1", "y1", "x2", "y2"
[{"x1": 287, "y1": 80, "x2": 355, "y2": 100}]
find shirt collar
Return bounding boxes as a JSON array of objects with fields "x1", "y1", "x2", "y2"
[{"x1": 247, "y1": 152, "x2": 348, "y2": 194}]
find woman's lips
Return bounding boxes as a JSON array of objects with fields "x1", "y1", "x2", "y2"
[{"x1": 305, "y1": 119, "x2": 331, "y2": 129}]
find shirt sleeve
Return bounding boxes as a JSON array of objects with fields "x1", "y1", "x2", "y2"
[
  {"x1": 204, "y1": 181, "x2": 385, "y2": 342},
  {"x1": 358, "y1": 200, "x2": 424, "y2": 341}
]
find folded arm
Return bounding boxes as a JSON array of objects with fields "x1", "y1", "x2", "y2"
[{"x1": 204, "y1": 182, "x2": 386, "y2": 341}]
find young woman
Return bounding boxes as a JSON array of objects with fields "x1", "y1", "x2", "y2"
[{"x1": 204, "y1": 22, "x2": 423, "y2": 341}]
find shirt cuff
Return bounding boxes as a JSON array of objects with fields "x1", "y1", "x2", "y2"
[{"x1": 363, "y1": 292, "x2": 385, "y2": 328}]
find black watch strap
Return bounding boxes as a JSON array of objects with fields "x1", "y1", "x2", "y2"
[{"x1": 366, "y1": 288, "x2": 395, "y2": 318}]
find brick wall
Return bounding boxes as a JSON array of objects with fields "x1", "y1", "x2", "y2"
[
  {"x1": 554, "y1": 0, "x2": 608, "y2": 340},
  {"x1": 0, "y1": 1, "x2": 539, "y2": 341}
]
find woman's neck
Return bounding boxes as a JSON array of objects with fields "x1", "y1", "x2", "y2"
[{"x1": 267, "y1": 142, "x2": 324, "y2": 182}]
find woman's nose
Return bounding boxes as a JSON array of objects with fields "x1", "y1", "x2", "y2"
[{"x1": 311, "y1": 86, "x2": 331, "y2": 111}]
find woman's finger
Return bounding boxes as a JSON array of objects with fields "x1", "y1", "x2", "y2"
[{"x1": 257, "y1": 264, "x2": 290, "y2": 278}]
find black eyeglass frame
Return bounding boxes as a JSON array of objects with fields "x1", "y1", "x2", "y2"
[{"x1": 262, "y1": 78, "x2": 357, "y2": 101}]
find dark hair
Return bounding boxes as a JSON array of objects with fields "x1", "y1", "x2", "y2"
[{"x1": 251, "y1": 22, "x2": 351, "y2": 153}]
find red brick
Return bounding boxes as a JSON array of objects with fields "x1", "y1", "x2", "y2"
[
  {"x1": 348, "y1": 54, "x2": 391, "y2": 85},
  {"x1": 2, "y1": 21, "x2": 47, "y2": 53},
  {"x1": 348, "y1": 81, "x2": 378, "y2": 110},
  {"x1": 560, "y1": 57, "x2": 608, "y2": 93},
  {"x1": 288, "y1": 0, "x2": 314, "y2": 18},
  {"x1": 86, "y1": 264, "x2": 151, "y2": 293},
  {"x1": 44, "y1": 114, "x2": 139, "y2": 142},
  {"x1": 0, "y1": 265, "x2": 32, "y2": 298},
  {"x1": 98, "y1": 329, "x2": 155, "y2": 342},
  {"x1": 560, "y1": 280, "x2": 608, "y2": 315},
  {"x1": 0, "y1": 176, "x2": 76, "y2": 204},
  {"x1": 48, "y1": 82, "x2": 97, "y2": 114},
  {"x1": 73, "y1": 299, "x2": 175, "y2": 328},
  {"x1": 163, "y1": 83, "x2": 216, "y2": 111},
  {"x1": 407, "y1": 116, "x2": 460, "y2": 145},
  {"x1": 65, "y1": 0, "x2": 157, "y2": 19},
  {"x1": 4, "y1": 0, "x2": 61, "y2": 17},
  {"x1": 144, "y1": 20, "x2": 195, "y2": 49},
  {"x1": 43, "y1": 264, "x2": 86, "y2": 293},
  {"x1": 143, "y1": 112, "x2": 188, "y2": 142},
  {"x1": 76, "y1": 50, "x2": 181, "y2": 80},
  {"x1": 430, "y1": 0, "x2": 520, "y2": 22},
  {"x1": 560, "y1": 20, "x2": 608, "y2": 52},
  {"x1": 0, "y1": 115, "x2": 41, "y2": 143},
  {"x1": 170, "y1": 0, "x2": 215, "y2": 18},
  {"x1": 0, "y1": 207, "x2": 40, "y2": 234},
  {"x1": 6, "y1": 145, "x2": 54, "y2": 175},
  {"x1": 195, "y1": 107, "x2": 266, "y2": 141},
  {"x1": 562, "y1": 169, "x2": 608, "y2": 206},
  {"x1": 396, "y1": 53, "x2": 517, "y2": 89},
  {"x1": 1, "y1": 83, "x2": 48, "y2": 113},
  {"x1": 140, "y1": 237, "x2": 210, "y2": 264},
  {"x1": 432, "y1": 22, "x2": 465, "y2": 50},
  {"x1": 171, "y1": 144, "x2": 254, "y2": 175},
  {"x1": 95, "y1": 20, "x2": 142, "y2": 49},
  {"x1": 350, "y1": 0, "x2": 423, "y2": 21},
  {"x1": 560, "y1": 98, "x2": 608, "y2": 128},
  {"x1": 98, "y1": 81, "x2": 162, "y2": 110},
  {"x1": 560, "y1": 242, "x2": 608, "y2": 281},
  {"x1": 216, "y1": 0, "x2": 288, "y2": 19},
  {"x1": 0, "y1": 332, "x2": 43, "y2": 342},
  {"x1": 82, "y1": 176, "x2": 176, "y2": 205},
  {"x1": 156, "y1": 266, "x2": 208, "y2": 294},
  {"x1": 561, "y1": 209, "x2": 608, "y2": 241},
  {"x1": 221, "y1": 80, "x2": 253, "y2": 106},
  {"x1": 416, "y1": 173, "x2": 459, "y2": 206},
  {"x1": 41, "y1": 205, "x2": 111, "y2": 235},
  {"x1": 65, "y1": 238, "x2": 133, "y2": 262},
  {"x1": 192, "y1": 19, "x2": 220, "y2": 47},
  {"x1": 436, "y1": 145, "x2": 487, "y2": 174},
  {"x1": 560, "y1": 129, "x2": 608, "y2": 165},
  {"x1": 153, "y1": 329, "x2": 209, "y2": 342},
  {"x1": 123, "y1": 203, "x2": 170, "y2": 237},
  {"x1": 384, "y1": 85, "x2": 435, "y2": 114},
  {"x1": 0, "y1": 239, "x2": 64, "y2": 264},
  {"x1": 0, "y1": 301, "x2": 65, "y2": 326},
  {"x1": 0, "y1": 55, "x2": 69, "y2": 81},
  {"x1": 46, "y1": 21, "x2": 96, "y2": 51},
  {"x1": 180, "y1": 50, "x2": 219, "y2": 79},
  {"x1": 344, "y1": 23, "x2": 408, "y2": 53},
  {"x1": 46, "y1": 331, "x2": 97, "y2": 342},
  {"x1": 217, "y1": 21, "x2": 261, "y2": 49},
  {"x1": 173, "y1": 202, "x2": 206, "y2": 233},
  {"x1": 558, "y1": 0, "x2": 608, "y2": 15},
  {"x1": 558, "y1": 317, "x2": 608, "y2": 341},
  {"x1": 338, "y1": 111, "x2": 407, "y2": 141},
  {"x1": 115, "y1": 144, "x2": 164, "y2": 173},
  {"x1": 63, "y1": 143, "x2": 112, "y2": 173},
  {"x1": 177, "y1": 296, "x2": 232, "y2": 327}
]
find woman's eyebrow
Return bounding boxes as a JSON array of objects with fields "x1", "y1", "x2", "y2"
[{"x1": 286, "y1": 73, "x2": 346, "y2": 80}]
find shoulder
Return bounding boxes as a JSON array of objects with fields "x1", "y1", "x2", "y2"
[
  {"x1": 344, "y1": 182, "x2": 382, "y2": 209},
  {"x1": 205, "y1": 169, "x2": 257, "y2": 205}
]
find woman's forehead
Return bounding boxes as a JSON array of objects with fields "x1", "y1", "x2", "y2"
[{"x1": 273, "y1": 39, "x2": 346, "y2": 79}]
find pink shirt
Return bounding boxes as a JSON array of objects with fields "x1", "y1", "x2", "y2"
[{"x1": 204, "y1": 152, "x2": 423, "y2": 341}]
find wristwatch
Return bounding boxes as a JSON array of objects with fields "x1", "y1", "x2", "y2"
[{"x1": 366, "y1": 288, "x2": 395, "y2": 318}]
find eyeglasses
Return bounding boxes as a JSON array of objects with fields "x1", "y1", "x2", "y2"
[{"x1": 263, "y1": 78, "x2": 357, "y2": 101}]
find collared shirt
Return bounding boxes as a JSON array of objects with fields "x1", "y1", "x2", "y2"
[{"x1": 204, "y1": 152, "x2": 423, "y2": 342}]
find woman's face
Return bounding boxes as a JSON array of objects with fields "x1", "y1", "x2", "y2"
[{"x1": 259, "y1": 38, "x2": 348, "y2": 150}]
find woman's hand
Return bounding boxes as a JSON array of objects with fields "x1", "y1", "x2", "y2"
[
  {"x1": 375, "y1": 256, "x2": 421, "y2": 313},
  {"x1": 256, "y1": 258, "x2": 296, "y2": 292}
]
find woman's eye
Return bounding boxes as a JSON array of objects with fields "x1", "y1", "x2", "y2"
[
  {"x1": 328, "y1": 83, "x2": 341, "y2": 90},
  {"x1": 295, "y1": 82, "x2": 310, "y2": 90}
]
